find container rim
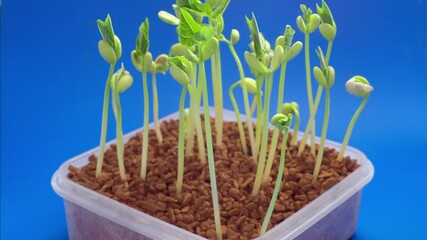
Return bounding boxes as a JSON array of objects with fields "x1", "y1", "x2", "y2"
[{"x1": 51, "y1": 108, "x2": 374, "y2": 240}]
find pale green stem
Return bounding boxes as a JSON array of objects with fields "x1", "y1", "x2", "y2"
[
  {"x1": 263, "y1": 63, "x2": 288, "y2": 183},
  {"x1": 228, "y1": 43, "x2": 256, "y2": 161},
  {"x1": 250, "y1": 97, "x2": 257, "y2": 116},
  {"x1": 96, "y1": 63, "x2": 115, "y2": 178},
  {"x1": 140, "y1": 72, "x2": 150, "y2": 180},
  {"x1": 338, "y1": 96, "x2": 368, "y2": 161},
  {"x1": 199, "y1": 59, "x2": 222, "y2": 240},
  {"x1": 185, "y1": 63, "x2": 198, "y2": 156},
  {"x1": 252, "y1": 73, "x2": 273, "y2": 197},
  {"x1": 112, "y1": 90, "x2": 127, "y2": 181},
  {"x1": 211, "y1": 48, "x2": 224, "y2": 146},
  {"x1": 313, "y1": 88, "x2": 330, "y2": 182},
  {"x1": 298, "y1": 86, "x2": 323, "y2": 156},
  {"x1": 229, "y1": 82, "x2": 248, "y2": 154},
  {"x1": 193, "y1": 63, "x2": 206, "y2": 163},
  {"x1": 254, "y1": 75, "x2": 264, "y2": 160},
  {"x1": 152, "y1": 73, "x2": 163, "y2": 143},
  {"x1": 176, "y1": 86, "x2": 188, "y2": 194},
  {"x1": 304, "y1": 33, "x2": 317, "y2": 155},
  {"x1": 291, "y1": 111, "x2": 300, "y2": 145},
  {"x1": 299, "y1": 40, "x2": 333, "y2": 155},
  {"x1": 260, "y1": 129, "x2": 289, "y2": 235}
]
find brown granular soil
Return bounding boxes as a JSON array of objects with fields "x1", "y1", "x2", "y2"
[{"x1": 68, "y1": 117, "x2": 359, "y2": 240}]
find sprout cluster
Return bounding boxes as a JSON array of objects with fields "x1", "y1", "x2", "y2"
[{"x1": 92, "y1": 1, "x2": 373, "y2": 238}]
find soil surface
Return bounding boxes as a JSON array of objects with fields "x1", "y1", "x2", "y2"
[{"x1": 68, "y1": 117, "x2": 359, "y2": 240}]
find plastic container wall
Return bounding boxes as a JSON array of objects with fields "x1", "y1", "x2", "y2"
[{"x1": 52, "y1": 108, "x2": 374, "y2": 240}]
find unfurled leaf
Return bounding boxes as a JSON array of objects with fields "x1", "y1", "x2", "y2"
[
  {"x1": 136, "y1": 18, "x2": 150, "y2": 56},
  {"x1": 179, "y1": 9, "x2": 201, "y2": 47},
  {"x1": 189, "y1": 1, "x2": 213, "y2": 15},
  {"x1": 195, "y1": 25, "x2": 218, "y2": 42}
]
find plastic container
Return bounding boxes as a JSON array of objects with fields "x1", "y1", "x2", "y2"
[{"x1": 52, "y1": 108, "x2": 374, "y2": 240}]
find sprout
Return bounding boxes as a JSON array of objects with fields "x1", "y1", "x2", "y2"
[
  {"x1": 229, "y1": 78, "x2": 261, "y2": 154},
  {"x1": 297, "y1": 4, "x2": 322, "y2": 156},
  {"x1": 317, "y1": 0, "x2": 336, "y2": 41},
  {"x1": 338, "y1": 76, "x2": 373, "y2": 161},
  {"x1": 312, "y1": 47, "x2": 335, "y2": 182},
  {"x1": 169, "y1": 57, "x2": 191, "y2": 195},
  {"x1": 263, "y1": 26, "x2": 298, "y2": 184},
  {"x1": 260, "y1": 113, "x2": 292, "y2": 235},
  {"x1": 132, "y1": 18, "x2": 152, "y2": 181},
  {"x1": 110, "y1": 64, "x2": 133, "y2": 181},
  {"x1": 95, "y1": 14, "x2": 121, "y2": 178},
  {"x1": 282, "y1": 102, "x2": 300, "y2": 145}
]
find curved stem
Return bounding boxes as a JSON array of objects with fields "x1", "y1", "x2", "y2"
[
  {"x1": 228, "y1": 43, "x2": 256, "y2": 160},
  {"x1": 112, "y1": 90, "x2": 126, "y2": 181},
  {"x1": 264, "y1": 63, "x2": 287, "y2": 183},
  {"x1": 199, "y1": 59, "x2": 222, "y2": 240},
  {"x1": 252, "y1": 73, "x2": 273, "y2": 197},
  {"x1": 96, "y1": 63, "x2": 115, "y2": 178},
  {"x1": 152, "y1": 73, "x2": 163, "y2": 143},
  {"x1": 298, "y1": 86, "x2": 323, "y2": 156},
  {"x1": 291, "y1": 111, "x2": 300, "y2": 145},
  {"x1": 260, "y1": 129, "x2": 289, "y2": 235},
  {"x1": 140, "y1": 72, "x2": 150, "y2": 180},
  {"x1": 176, "y1": 86, "x2": 188, "y2": 194},
  {"x1": 338, "y1": 96, "x2": 368, "y2": 161},
  {"x1": 229, "y1": 81, "x2": 248, "y2": 154},
  {"x1": 313, "y1": 88, "x2": 330, "y2": 182}
]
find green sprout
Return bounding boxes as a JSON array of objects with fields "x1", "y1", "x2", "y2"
[
  {"x1": 131, "y1": 18, "x2": 151, "y2": 181},
  {"x1": 298, "y1": 0, "x2": 336, "y2": 156},
  {"x1": 263, "y1": 26, "x2": 303, "y2": 184},
  {"x1": 110, "y1": 64, "x2": 133, "y2": 180},
  {"x1": 223, "y1": 28, "x2": 257, "y2": 161},
  {"x1": 282, "y1": 102, "x2": 300, "y2": 145},
  {"x1": 338, "y1": 76, "x2": 373, "y2": 161},
  {"x1": 150, "y1": 54, "x2": 169, "y2": 143},
  {"x1": 260, "y1": 113, "x2": 292, "y2": 235},
  {"x1": 296, "y1": 4, "x2": 321, "y2": 155},
  {"x1": 312, "y1": 47, "x2": 335, "y2": 182},
  {"x1": 245, "y1": 13, "x2": 288, "y2": 197},
  {"x1": 95, "y1": 14, "x2": 122, "y2": 178},
  {"x1": 169, "y1": 56, "x2": 193, "y2": 194},
  {"x1": 229, "y1": 77, "x2": 259, "y2": 154}
]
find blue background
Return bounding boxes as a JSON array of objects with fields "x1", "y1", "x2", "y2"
[{"x1": 1, "y1": 0, "x2": 426, "y2": 239}]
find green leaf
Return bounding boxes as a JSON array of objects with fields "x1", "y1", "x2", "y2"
[
  {"x1": 195, "y1": 25, "x2": 218, "y2": 42},
  {"x1": 212, "y1": 0, "x2": 230, "y2": 18},
  {"x1": 316, "y1": 0, "x2": 335, "y2": 27},
  {"x1": 97, "y1": 14, "x2": 116, "y2": 48},
  {"x1": 176, "y1": 0, "x2": 190, "y2": 8},
  {"x1": 136, "y1": 18, "x2": 150, "y2": 56},
  {"x1": 189, "y1": 1, "x2": 213, "y2": 15},
  {"x1": 179, "y1": 9, "x2": 201, "y2": 47},
  {"x1": 169, "y1": 56, "x2": 191, "y2": 70},
  {"x1": 246, "y1": 13, "x2": 263, "y2": 60},
  {"x1": 283, "y1": 25, "x2": 295, "y2": 51}
]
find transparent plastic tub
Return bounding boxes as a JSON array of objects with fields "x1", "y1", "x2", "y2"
[{"x1": 52, "y1": 108, "x2": 374, "y2": 240}]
